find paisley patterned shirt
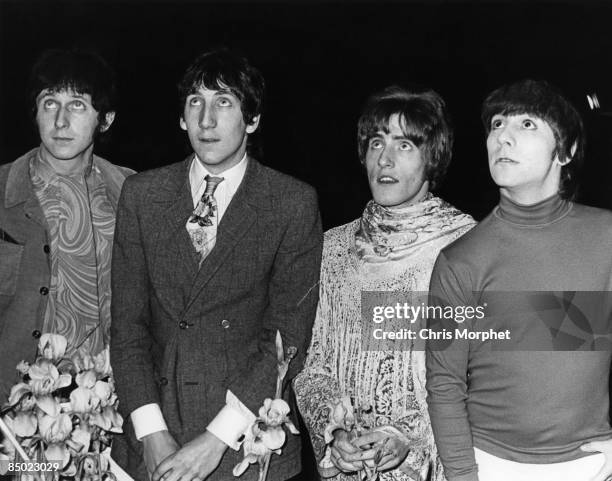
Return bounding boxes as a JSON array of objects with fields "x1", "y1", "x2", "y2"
[{"x1": 30, "y1": 154, "x2": 115, "y2": 359}]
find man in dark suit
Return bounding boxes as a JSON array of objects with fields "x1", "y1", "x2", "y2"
[{"x1": 110, "y1": 49, "x2": 322, "y2": 481}]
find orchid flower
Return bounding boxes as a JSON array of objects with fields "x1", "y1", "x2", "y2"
[
  {"x1": 71, "y1": 352, "x2": 95, "y2": 373},
  {"x1": 232, "y1": 423, "x2": 284, "y2": 477},
  {"x1": 90, "y1": 406, "x2": 123, "y2": 433},
  {"x1": 38, "y1": 334, "x2": 67, "y2": 362},
  {"x1": 258, "y1": 399, "x2": 299, "y2": 434},
  {"x1": 38, "y1": 411, "x2": 72, "y2": 468},
  {"x1": 28, "y1": 359, "x2": 72, "y2": 396},
  {"x1": 93, "y1": 348, "x2": 112, "y2": 377},
  {"x1": 70, "y1": 387, "x2": 100, "y2": 414}
]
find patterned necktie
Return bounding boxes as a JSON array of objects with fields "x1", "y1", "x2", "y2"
[{"x1": 186, "y1": 175, "x2": 225, "y2": 263}]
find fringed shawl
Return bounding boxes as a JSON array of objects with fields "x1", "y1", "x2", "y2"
[{"x1": 295, "y1": 196, "x2": 475, "y2": 481}]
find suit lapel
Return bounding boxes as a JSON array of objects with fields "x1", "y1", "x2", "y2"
[
  {"x1": 152, "y1": 158, "x2": 200, "y2": 290},
  {"x1": 184, "y1": 158, "x2": 264, "y2": 313}
]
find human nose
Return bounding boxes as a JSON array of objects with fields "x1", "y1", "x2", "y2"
[
  {"x1": 377, "y1": 145, "x2": 394, "y2": 168},
  {"x1": 495, "y1": 124, "x2": 514, "y2": 146},
  {"x1": 198, "y1": 104, "x2": 216, "y2": 128},
  {"x1": 54, "y1": 106, "x2": 69, "y2": 129}
]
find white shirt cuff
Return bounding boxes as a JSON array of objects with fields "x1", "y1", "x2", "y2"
[
  {"x1": 130, "y1": 403, "x2": 168, "y2": 441},
  {"x1": 206, "y1": 390, "x2": 256, "y2": 450}
]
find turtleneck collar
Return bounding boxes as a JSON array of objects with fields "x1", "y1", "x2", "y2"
[{"x1": 495, "y1": 193, "x2": 571, "y2": 226}]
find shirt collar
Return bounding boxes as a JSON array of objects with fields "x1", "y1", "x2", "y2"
[
  {"x1": 190, "y1": 152, "x2": 248, "y2": 196},
  {"x1": 31, "y1": 146, "x2": 95, "y2": 183}
]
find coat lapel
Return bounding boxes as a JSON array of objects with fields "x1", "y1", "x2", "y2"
[
  {"x1": 184, "y1": 158, "x2": 264, "y2": 314},
  {"x1": 152, "y1": 158, "x2": 200, "y2": 290}
]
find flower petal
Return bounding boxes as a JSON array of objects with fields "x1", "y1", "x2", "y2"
[
  {"x1": 94, "y1": 381, "x2": 112, "y2": 405},
  {"x1": 260, "y1": 427, "x2": 285, "y2": 451},
  {"x1": 39, "y1": 413, "x2": 73, "y2": 444},
  {"x1": 39, "y1": 334, "x2": 68, "y2": 361},
  {"x1": 45, "y1": 443, "x2": 70, "y2": 468},
  {"x1": 70, "y1": 387, "x2": 99, "y2": 413},
  {"x1": 93, "y1": 348, "x2": 112, "y2": 376},
  {"x1": 36, "y1": 395, "x2": 60, "y2": 417},
  {"x1": 284, "y1": 420, "x2": 299, "y2": 435},
  {"x1": 7, "y1": 383, "x2": 31, "y2": 407},
  {"x1": 13, "y1": 411, "x2": 37, "y2": 437},
  {"x1": 76, "y1": 370, "x2": 97, "y2": 389},
  {"x1": 70, "y1": 427, "x2": 91, "y2": 453},
  {"x1": 56, "y1": 373, "x2": 73, "y2": 390},
  {"x1": 232, "y1": 458, "x2": 251, "y2": 477}
]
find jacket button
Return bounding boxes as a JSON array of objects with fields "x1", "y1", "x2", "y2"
[
  {"x1": 179, "y1": 321, "x2": 188, "y2": 329},
  {"x1": 221, "y1": 319, "x2": 230, "y2": 329},
  {"x1": 159, "y1": 377, "x2": 168, "y2": 386},
  {"x1": 39, "y1": 287, "x2": 49, "y2": 295},
  {"x1": 43, "y1": 245, "x2": 50, "y2": 254},
  {"x1": 32, "y1": 330, "x2": 42, "y2": 339}
]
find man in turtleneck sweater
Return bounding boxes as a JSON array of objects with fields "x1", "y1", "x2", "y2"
[{"x1": 426, "y1": 80, "x2": 612, "y2": 481}]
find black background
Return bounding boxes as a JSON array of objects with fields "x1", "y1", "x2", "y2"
[{"x1": 1, "y1": 0, "x2": 612, "y2": 227}]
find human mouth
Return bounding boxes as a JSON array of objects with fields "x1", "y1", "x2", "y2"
[
  {"x1": 377, "y1": 175, "x2": 399, "y2": 184},
  {"x1": 53, "y1": 137, "x2": 73, "y2": 142},
  {"x1": 199, "y1": 137, "x2": 220, "y2": 143},
  {"x1": 495, "y1": 157, "x2": 518, "y2": 164}
]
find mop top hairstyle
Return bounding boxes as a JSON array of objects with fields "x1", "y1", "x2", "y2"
[
  {"x1": 178, "y1": 48, "x2": 265, "y2": 126},
  {"x1": 481, "y1": 79, "x2": 585, "y2": 199},
  {"x1": 28, "y1": 48, "x2": 117, "y2": 133},
  {"x1": 357, "y1": 85, "x2": 453, "y2": 191}
]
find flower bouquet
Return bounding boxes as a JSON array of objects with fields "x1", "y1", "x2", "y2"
[
  {"x1": 232, "y1": 331, "x2": 299, "y2": 481},
  {"x1": 0, "y1": 334, "x2": 123, "y2": 480}
]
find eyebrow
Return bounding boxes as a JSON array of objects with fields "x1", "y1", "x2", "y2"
[
  {"x1": 37, "y1": 91, "x2": 88, "y2": 101},
  {"x1": 213, "y1": 88, "x2": 236, "y2": 97}
]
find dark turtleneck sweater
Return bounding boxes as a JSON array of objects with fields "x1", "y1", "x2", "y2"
[{"x1": 426, "y1": 194, "x2": 612, "y2": 481}]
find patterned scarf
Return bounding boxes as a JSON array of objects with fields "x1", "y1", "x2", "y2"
[{"x1": 355, "y1": 193, "x2": 474, "y2": 263}]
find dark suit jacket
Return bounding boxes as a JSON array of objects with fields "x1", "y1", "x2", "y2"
[
  {"x1": 0, "y1": 148, "x2": 133, "y2": 399},
  {"x1": 110, "y1": 156, "x2": 322, "y2": 481}
]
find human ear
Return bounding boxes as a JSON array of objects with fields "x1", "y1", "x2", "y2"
[
  {"x1": 557, "y1": 141, "x2": 577, "y2": 166},
  {"x1": 179, "y1": 117, "x2": 187, "y2": 131},
  {"x1": 99, "y1": 111, "x2": 116, "y2": 132},
  {"x1": 245, "y1": 114, "x2": 260, "y2": 134}
]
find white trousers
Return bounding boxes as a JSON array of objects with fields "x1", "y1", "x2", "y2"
[{"x1": 474, "y1": 447, "x2": 606, "y2": 481}]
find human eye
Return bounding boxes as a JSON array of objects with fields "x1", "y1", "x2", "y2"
[
  {"x1": 399, "y1": 141, "x2": 414, "y2": 151},
  {"x1": 70, "y1": 100, "x2": 86, "y2": 111},
  {"x1": 491, "y1": 117, "x2": 504, "y2": 129},
  {"x1": 217, "y1": 97, "x2": 233, "y2": 107},
  {"x1": 521, "y1": 118, "x2": 537, "y2": 129},
  {"x1": 42, "y1": 99, "x2": 58, "y2": 110},
  {"x1": 368, "y1": 138, "x2": 383, "y2": 149},
  {"x1": 188, "y1": 96, "x2": 201, "y2": 107}
]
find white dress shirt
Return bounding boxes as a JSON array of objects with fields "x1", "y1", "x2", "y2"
[{"x1": 130, "y1": 153, "x2": 256, "y2": 449}]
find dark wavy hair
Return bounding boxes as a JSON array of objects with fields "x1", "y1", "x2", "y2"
[
  {"x1": 481, "y1": 79, "x2": 585, "y2": 199},
  {"x1": 178, "y1": 48, "x2": 264, "y2": 126},
  {"x1": 357, "y1": 85, "x2": 453, "y2": 191},
  {"x1": 28, "y1": 48, "x2": 117, "y2": 134}
]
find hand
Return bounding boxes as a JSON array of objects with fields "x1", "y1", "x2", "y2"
[
  {"x1": 151, "y1": 430, "x2": 228, "y2": 481},
  {"x1": 142, "y1": 430, "x2": 180, "y2": 479},
  {"x1": 352, "y1": 426, "x2": 410, "y2": 472},
  {"x1": 581, "y1": 439, "x2": 612, "y2": 481},
  {"x1": 329, "y1": 429, "x2": 365, "y2": 473}
]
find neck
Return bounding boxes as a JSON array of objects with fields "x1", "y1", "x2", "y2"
[{"x1": 39, "y1": 144, "x2": 94, "y2": 176}]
